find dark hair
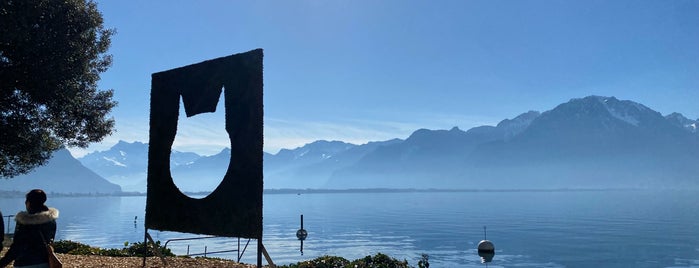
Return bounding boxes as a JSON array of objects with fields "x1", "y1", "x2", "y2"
[{"x1": 26, "y1": 189, "x2": 48, "y2": 214}]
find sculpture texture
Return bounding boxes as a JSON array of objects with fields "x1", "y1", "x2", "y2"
[{"x1": 146, "y1": 49, "x2": 263, "y2": 238}]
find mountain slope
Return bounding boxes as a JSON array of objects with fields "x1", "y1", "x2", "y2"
[
  {"x1": 326, "y1": 111, "x2": 541, "y2": 188},
  {"x1": 326, "y1": 96, "x2": 699, "y2": 189},
  {"x1": 665, "y1": 112, "x2": 698, "y2": 133},
  {"x1": 79, "y1": 141, "x2": 202, "y2": 192},
  {"x1": 266, "y1": 139, "x2": 402, "y2": 188},
  {"x1": 459, "y1": 96, "x2": 699, "y2": 188},
  {"x1": 0, "y1": 149, "x2": 121, "y2": 194}
]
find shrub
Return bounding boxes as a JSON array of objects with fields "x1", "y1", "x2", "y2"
[
  {"x1": 99, "y1": 248, "x2": 130, "y2": 257},
  {"x1": 281, "y1": 255, "x2": 350, "y2": 268},
  {"x1": 349, "y1": 253, "x2": 410, "y2": 268},
  {"x1": 281, "y1": 253, "x2": 414, "y2": 268},
  {"x1": 52, "y1": 240, "x2": 173, "y2": 257},
  {"x1": 52, "y1": 240, "x2": 95, "y2": 255},
  {"x1": 124, "y1": 241, "x2": 174, "y2": 257}
]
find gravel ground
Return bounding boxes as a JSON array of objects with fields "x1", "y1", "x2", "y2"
[
  {"x1": 57, "y1": 254, "x2": 259, "y2": 268},
  {"x1": 1, "y1": 249, "x2": 262, "y2": 268}
]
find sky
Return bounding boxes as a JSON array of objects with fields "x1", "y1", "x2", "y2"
[{"x1": 69, "y1": 0, "x2": 699, "y2": 157}]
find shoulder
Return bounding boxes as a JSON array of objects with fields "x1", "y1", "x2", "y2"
[{"x1": 15, "y1": 208, "x2": 59, "y2": 225}]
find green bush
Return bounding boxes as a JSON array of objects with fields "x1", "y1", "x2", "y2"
[
  {"x1": 349, "y1": 253, "x2": 410, "y2": 268},
  {"x1": 125, "y1": 241, "x2": 174, "y2": 257},
  {"x1": 51, "y1": 240, "x2": 173, "y2": 257},
  {"x1": 281, "y1": 255, "x2": 350, "y2": 268},
  {"x1": 281, "y1": 253, "x2": 412, "y2": 268},
  {"x1": 100, "y1": 248, "x2": 130, "y2": 257},
  {"x1": 53, "y1": 240, "x2": 95, "y2": 255}
]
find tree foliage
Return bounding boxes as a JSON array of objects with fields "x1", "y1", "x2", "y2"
[{"x1": 0, "y1": 0, "x2": 116, "y2": 177}]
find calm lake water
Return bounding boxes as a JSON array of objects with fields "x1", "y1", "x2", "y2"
[{"x1": 2, "y1": 190, "x2": 698, "y2": 267}]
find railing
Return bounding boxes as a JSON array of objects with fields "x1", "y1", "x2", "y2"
[
  {"x1": 4, "y1": 215, "x2": 14, "y2": 235},
  {"x1": 3, "y1": 215, "x2": 14, "y2": 245},
  {"x1": 163, "y1": 236, "x2": 251, "y2": 262},
  {"x1": 5, "y1": 215, "x2": 252, "y2": 263}
]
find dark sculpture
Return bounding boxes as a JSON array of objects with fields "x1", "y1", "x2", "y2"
[{"x1": 145, "y1": 49, "x2": 263, "y2": 238}]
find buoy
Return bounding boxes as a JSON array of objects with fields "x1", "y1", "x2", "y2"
[
  {"x1": 477, "y1": 226, "x2": 495, "y2": 263},
  {"x1": 296, "y1": 228, "x2": 308, "y2": 241},
  {"x1": 477, "y1": 240, "x2": 494, "y2": 253},
  {"x1": 477, "y1": 226, "x2": 495, "y2": 253},
  {"x1": 296, "y1": 214, "x2": 308, "y2": 241}
]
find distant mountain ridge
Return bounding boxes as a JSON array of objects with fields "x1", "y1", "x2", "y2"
[
  {"x1": 450, "y1": 96, "x2": 699, "y2": 189},
  {"x1": 79, "y1": 141, "x2": 202, "y2": 192},
  {"x1": 666, "y1": 112, "x2": 698, "y2": 133},
  {"x1": 74, "y1": 96, "x2": 699, "y2": 192},
  {"x1": 0, "y1": 149, "x2": 121, "y2": 194}
]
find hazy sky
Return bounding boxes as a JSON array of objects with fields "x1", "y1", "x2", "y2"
[{"x1": 70, "y1": 0, "x2": 699, "y2": 157}]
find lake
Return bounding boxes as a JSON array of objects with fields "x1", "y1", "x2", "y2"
[{"x1": 1, "y1": 190, "x2": 698, "y2": 267}]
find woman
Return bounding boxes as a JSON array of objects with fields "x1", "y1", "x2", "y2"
[{"x1": 0, "y1": 190, "x2": 59, "y2": 268}]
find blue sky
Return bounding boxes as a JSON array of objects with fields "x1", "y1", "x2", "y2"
[{"x1": 70, "y1": 0, "x2": 699, "y2": 157}]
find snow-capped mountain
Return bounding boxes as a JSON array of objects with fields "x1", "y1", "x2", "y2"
[
  {"x1": 326, "y1": 96, "x2": 699, "y2": 189},
  {"x1": 79, "y1": 141, "x2": 149, "y2": 178},
  {"x1": 265, "y1": 139, "x2": 401, "y2": 188},
  {"x1": 594, "y1": 95, "x2": 655, "y2": 126},
  {"x1": 168, "y1": 140, "x2": 402, "y2": 191},
  {"x1": 665, "y1": 112, "x2": 698, "y2": 133},
  {"x1": 280, "y1": 140, "x2": 356, "y2": 159},
  {"x1": 79, "y1": 141, "x2": 201, "y2": 192}
]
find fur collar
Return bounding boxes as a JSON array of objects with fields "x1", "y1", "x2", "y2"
[{"x1": 15, "y1": 208, "x2": 59, "y2": 225}]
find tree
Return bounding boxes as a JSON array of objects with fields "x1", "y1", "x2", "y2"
[{"x1": 0, "y1": 0, "x2": 116, "y2": 178}]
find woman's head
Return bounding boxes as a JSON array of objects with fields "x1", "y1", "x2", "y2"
[{"x1": 25, "y1": 189, "x2": 48, "y2": 213}]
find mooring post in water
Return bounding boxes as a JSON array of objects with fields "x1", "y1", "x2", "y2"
[
  {"x1": 301, "y1": 214, "x2": 304, "y2": 254},
  {"x1": 296, "y1": 214, "x2": 308, "y2": 255}
]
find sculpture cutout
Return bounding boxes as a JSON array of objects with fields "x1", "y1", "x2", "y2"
[{"x1": 145, "y1": 49, "x2": 263, "y2": 238}]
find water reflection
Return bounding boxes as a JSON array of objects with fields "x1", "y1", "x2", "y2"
[{"x1": 478, "y1": 251, "x2": 495, "y2": 263}]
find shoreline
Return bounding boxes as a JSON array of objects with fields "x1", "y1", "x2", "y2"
[{"x1": 0, "y1": 187, "x2": 655, "y2": 198}]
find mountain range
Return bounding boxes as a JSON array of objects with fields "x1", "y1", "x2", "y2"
[
  {"x1": 3, "y1": 96, "x2": 697, "y2": 193},
  {"x1": 327, "y1": 96, "x2": 699, "y2": 189},
  {"x1": 0, "y1": 149, "x2": 121, "y2": 194}
]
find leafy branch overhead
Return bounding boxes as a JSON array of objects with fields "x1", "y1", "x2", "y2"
[{"x1": 0, "y1": 0, "x2": 116, "y2": 177}]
